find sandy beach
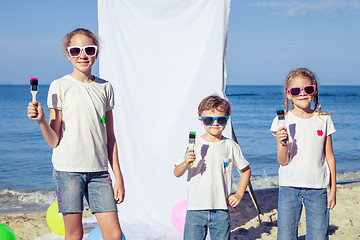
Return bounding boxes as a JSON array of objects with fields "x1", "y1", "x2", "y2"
[
  {"x1": 1, "y1": 182, "x2": 359, "y2": 240},
  {"x1": 230, "y1": 182, "x2": 360, "y2": 239}
]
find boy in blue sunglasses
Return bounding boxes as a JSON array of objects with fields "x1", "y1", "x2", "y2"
[{"x1": 174, "y1": 95, "x2": 251, "y2": 240}]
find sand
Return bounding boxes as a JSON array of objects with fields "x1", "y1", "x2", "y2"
[
  {"x1": 0, "y1": 207, "x2": 93, "y2": 240},
  {"x1": 1, "y1": 182, "x2": 359, "y2": 240},
  {"x1": 230, "y1": 182, "x2": 360, "y2": 239}
]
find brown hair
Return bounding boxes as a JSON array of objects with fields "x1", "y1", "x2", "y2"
[
  {"x1": 198, "y1": 95, "x2": 231, "y2": 116},
  {"x1": 62, "y1": 28, "x2": 99, "y2": 52},
  {"x1": 284, "y1": 68, "x2": 325, "y2": 115}
]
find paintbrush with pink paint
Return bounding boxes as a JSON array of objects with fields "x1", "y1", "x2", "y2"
[{"x1": 30, "y1": 78, "x2": 38, "y2": 102}]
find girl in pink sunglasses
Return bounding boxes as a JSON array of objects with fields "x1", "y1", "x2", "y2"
[
  {"x1": 270, "y1": 68, "x2": 336, "y2": 239},
  {"x1": 27, "y1": 28, "x2": 124, "y2": 239}
]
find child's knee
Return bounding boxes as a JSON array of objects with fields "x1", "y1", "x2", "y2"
[
  {"x1": 104, "y1": 228, "x2": 122, "y2": 240},
  {"x1": 65, "y1": 230, "x2": 83, "y2": 240}
]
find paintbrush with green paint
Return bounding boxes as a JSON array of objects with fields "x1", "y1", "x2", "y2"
[{"x1": 187, "y1": 131, "x2": 196, "y2": 166}]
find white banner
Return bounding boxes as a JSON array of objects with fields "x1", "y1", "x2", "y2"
[{"x1": 98, "y1": 0, "x2": 231, "y2": 238}]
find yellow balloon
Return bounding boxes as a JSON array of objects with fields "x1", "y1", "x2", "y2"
[{"x1": 46, "y1": 201, "x2": 65, "y2": 236}]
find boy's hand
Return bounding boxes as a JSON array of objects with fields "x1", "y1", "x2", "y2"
[
  {"x1": 185, "y1": 148, "x2": 196, "y2": 166},
  {"x1": 227, "y1": 193, "x2": 242, "y2": 208},
  {"x1": 174, "y1": 148, "x2": 196, "y2": 177},
  {"x1": 276, "y1": 126, "x2": 288, "y2": 146},
  {"x1": 28, "y1": 101, "x2": 45, "y2": 123}
]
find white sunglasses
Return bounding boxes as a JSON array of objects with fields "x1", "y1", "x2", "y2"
[{"x1": 67, "y1": 45, "x2": 98, "y2": 58}]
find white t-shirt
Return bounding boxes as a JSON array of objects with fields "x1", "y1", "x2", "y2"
[
  {"x1": 47, "y1": 75, "x2": 114, "y2": 172},
  {"x1": 178, "y1": 136, "x2": 249, "y2": 210},
  {"x1": 270, "y1": 111, "x2": 336, "y2": 188}
]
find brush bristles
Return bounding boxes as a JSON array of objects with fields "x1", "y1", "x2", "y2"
[
  {"x1": 31, "y1": 85, "x2": 38, "y2": 91},
  {"x1": 30, "y1": 78, "x2": 38, "y2": 91},
  {"x1": 189, "y1": 132, "x2": 196, "y2": 144},
  {"x1": 276, "y1": 108, "x2": 285, "y2": 120},
  {"x1": 30, "y1": 78, "x2": 38, "y2": 85}
]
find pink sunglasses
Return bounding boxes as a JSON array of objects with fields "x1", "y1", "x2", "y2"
[{"x1": 287, "y1": 85, "x2": 316, "y2": 97}]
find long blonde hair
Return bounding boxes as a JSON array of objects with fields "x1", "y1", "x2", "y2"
[{"x1": 283, "y1": 68, "x2": 328, "y2": 116}]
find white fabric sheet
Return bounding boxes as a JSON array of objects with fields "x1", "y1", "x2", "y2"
[{"x1": 98, "y1": 0, "x2": 231, "y2": 238}]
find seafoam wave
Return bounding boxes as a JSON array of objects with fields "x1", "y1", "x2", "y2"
[
  {"x1": 231, "y1": 170, "x2": 360, "y2": 193},
  {"x1": 0, "y1": 188, "x2": 56, "y2": 213},
  {"x1": 336, "y1": 171, "x2": 360, "y2": 183},
  {"x1": 1, "y1": 171, "x2": 360, "y2": 213}
]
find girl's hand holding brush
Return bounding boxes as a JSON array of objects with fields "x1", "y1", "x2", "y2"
[
  {"x1": 276, "y1": 127, "x2": 290, "y2": 166},
  {"x1": 27, "y1": 101, "x2": 45, "y2": 123},
  {"x1": 276, "y1": 126, "x2": 288, "y2": 146},
  {"x1": 28, "y1": 77, "x2": 45, "y2": 123}
]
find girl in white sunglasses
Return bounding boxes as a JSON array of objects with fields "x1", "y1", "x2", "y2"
[{"x1": 28, "y1": 28, "x2": 124, "y2": 240}]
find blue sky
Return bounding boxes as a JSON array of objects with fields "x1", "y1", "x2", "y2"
[{"x1": 1, "y1": 0, "x2": 359, "y2": 85}]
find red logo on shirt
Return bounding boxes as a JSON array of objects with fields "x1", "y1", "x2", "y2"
[{"x1": 317, "y1": 130, "x2": 323, "y2": 137}]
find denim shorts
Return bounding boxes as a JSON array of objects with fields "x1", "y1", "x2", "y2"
[
  {"x1": 184, "y1": 209, "x2": 230, "y2": 240},
  {"x1": 53, "y1": 170, "x2": 117, "y2": 213}
]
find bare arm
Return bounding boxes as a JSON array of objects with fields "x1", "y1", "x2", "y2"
[
  {"x1": 227, "y1": 165, "x2": 251, "y2": 207},
  {"x1": 324, "y1": 135, "x2": 336, "y2": 209},
  {"x1": 105, "y1": 110, "x2": 125, "y2": 204},
  {"x1": 28, "y1": 102, "x2": 61, "y2": 148}
]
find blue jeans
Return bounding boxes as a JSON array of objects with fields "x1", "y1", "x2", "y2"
[
  {"x1": 53, "y1": 170, "x2": 117, "y2": 213},
  {"x1": 184, "y1": 210, "x2": 230, "y2": 240},
  {"x1": 277, "y1": 186, "x2": 329, "y2": 240}
]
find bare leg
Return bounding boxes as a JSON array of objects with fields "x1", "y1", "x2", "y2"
[
  {"x1": 62, "y1": 212, "x2": 83, "y2": 240},
  {"x1": 95, "y1": 211, "x2": 122, "y2": 240}
]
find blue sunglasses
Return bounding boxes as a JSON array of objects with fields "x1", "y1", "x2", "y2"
[{"x1": 201, "y1": 116, "x2": 229, "y2": 126}]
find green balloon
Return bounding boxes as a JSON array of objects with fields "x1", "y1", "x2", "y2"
[{"x1": 0, "y1": 224, "x2": 17, "y2": 240}]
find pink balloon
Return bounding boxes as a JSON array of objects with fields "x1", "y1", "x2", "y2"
[{"x1": 171, "y1": 200, "x2": 187, "y2": 233}]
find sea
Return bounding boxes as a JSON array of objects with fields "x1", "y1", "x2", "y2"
[{"x1": 1, "y1": 85, "x2": 360, "y2": 213}]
